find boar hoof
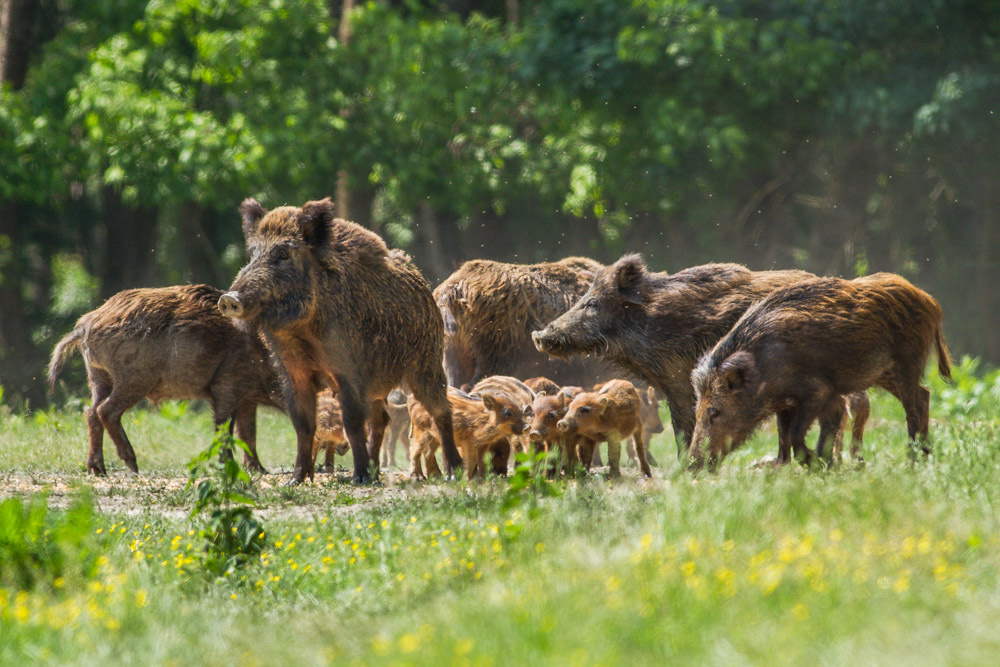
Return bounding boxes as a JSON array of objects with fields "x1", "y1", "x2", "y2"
[{"x1": 351, "y1": 473, "x2": 372, "y2": 486}]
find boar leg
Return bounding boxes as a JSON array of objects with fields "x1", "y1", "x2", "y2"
[
  {"x1": 847, "y1": 392, "x2": 870, "y2": 461},
  {"x1": 815, "y1": 398, "x2": 846, "y2": 466},
  {"x1": 409, "y1": 381, "x2": 463, "y2": 478},
  {"x1": 775, "y1": 409, "x2": 794, "y2": 465},
  {"x1": 336, "y1": 381, "x2": 373, "y2": 485},
  {"x1": 366, "y1": 401, "x2": 389, "y2": 472},
  {"x1": 408, "y1": 435, "x2": 426, "y2": 480},
  {"x1": 233, "y1": 400, "x2": 266, "y2": 473},
  {"x1": 85, "y1": 370, "x2": 112, "y2": 476},
  {"x1": 576, "y1": 438, "x2": 596, "y2": 473},
  {"x1": 663, "y1": 385, "x2": 696, "y2": 459},
  {"x1": 606, "y1": 437, "x2": 622, "y2": 478},
  {"x1": 904, "y1": 385, "x2": 932, "y2": 457},
  {"x1": 287, "y1": 383, "x2": 319, "y2": 485},
  {"x1": 490, "y1": 439, "x2": 511, "y2": 477},
  {"x1": 95, "y1": 388, "x2": 143, "y2": 474},
  {"x1": 425, "y1": 441, "x2": 444, "y2": 478},
  {"x1": 633, "y1": 430, "x2": 653, "y2": 478}
]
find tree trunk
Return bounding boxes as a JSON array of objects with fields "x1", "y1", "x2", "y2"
[
  {"x1": 0, "y1": 0, "x2": 37, "y2": 88},
  {"x1": 98, "y1": 187, "x2": 159, "y2": 297}
]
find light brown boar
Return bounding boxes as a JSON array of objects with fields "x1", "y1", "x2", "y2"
[
  {"x1": 408, "y1": 387, "x2": 526, "y2": 480},
  {"x1": 47, "y1": 284, "x2": 281, "y2": 475},
  {"x1": 469, "y1": 375, "x2": 534, "y2": 472},
  {"x1": 219, "y1": 198, "x2": 462, "y2": 484},
  {"x1": 380, "y1": 389, "x2": 411, "y2": 468},
  {"x1": 527, "y1": 390, "x2": 596, "y2": 475},
  {"x1": 557, "y1": 379, "x2": 652, "y2": 478},
  {"x1": 524, "y1": 376, "x2": 561, "y2": 396},
  {"x1": 435, "y1": 257, "x2": 616, "y2": 389},
  {"x1": 689, "y1": 273, "x2": 950, "y2": 469},
  {"x1": 311, "y1": 389, "x2": 351, "y2": 472}
]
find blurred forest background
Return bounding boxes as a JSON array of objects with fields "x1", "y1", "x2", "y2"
[{"x1": 1, "y1": 0, "x2": 998, "y2": 408}]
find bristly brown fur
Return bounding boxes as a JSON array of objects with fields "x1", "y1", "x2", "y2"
[
  {"x1": 435, "y1": 256, "x2": 615, "y2": 387},
  {"x1": 533, "y1": 254, "x2": 813, "y2": 453},
  {"x1": 48, "y1": 284, "x2": 281, "y2": 476},
  {"x1": 226, "y1": 197, "x2": 462, "y2": 484}
]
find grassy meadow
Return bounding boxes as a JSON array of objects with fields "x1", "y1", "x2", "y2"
[{"x1": 2, "y1": 359, "x2": 1000, "y2": 665}]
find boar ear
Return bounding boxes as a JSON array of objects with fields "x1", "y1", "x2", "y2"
[
  {"x1": 298, "y1": 197, "x2": 335, "y2": 247},
  {"x1": 720, "y1": 351, "x2": 755, "y2": 392},
  {"x1": 599, "y1": 395, "x2": 611, "y2": 411},
  {"x1": 481, "y1": 393, "x2": 496, "y2": 409},
  {"x1": 536, "y1": 390, "x2": 547, "y2": 398},
  {"x1": 614, "y1": 254, "x2": 647, "y2": 305},
  {"x1": 240, "y1": 198, "x2": 266, "y2": 238},
  {"x1": 647, "y1": 386, "x2": 657, "y2": 403},
  {"x1": 522, "y1": 404, "x2": 533, "y2": 417}
]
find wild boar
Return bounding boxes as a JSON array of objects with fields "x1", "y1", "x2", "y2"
[
  {"x1": 380, "y1": 389, "x2": 411, "y2": 468},
  {"x1": 527, "y1": 389, "x2": 595, "y2": 475},
  {"x1": 532, "y1": 255, "x2": 814, "y2": 457},
  {"x1": 556, "y1": 379, "x2": 652, "y2": 478},
  {"x1": 408, "y1": 387, "x2": 526, "y2": 480},
  {"x1": 524, "y1": 376, "x2": 561, "y2": 397},
  {"x1": 218, "y1": 197, "x2": 462, "y2": 484},
  {"x1": 469, "y1": 375, "x2": 534, "y2": 472},
  {"x1": 435, "y1": 257, "x2": 617, "y2": 389},
  {"x1": 688, "y1": 273, "x2": 950, "y2": 469},
  {"x1": 311, "y1": 389, "x2": 351, "y2": 472},
  {"x1": 47, "y1": 284, "x2": 281, "y2": 475}
]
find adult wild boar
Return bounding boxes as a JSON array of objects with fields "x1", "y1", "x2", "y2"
[
  {"x1": 218, "y1": 198, "x2": 462, "y2": 484},
  {"x1": 48, "y1": 285, "x2": 281, "y2": 475},
  {"x1": 435, "y1": 257, "x2": 616, "y2": 388},
  {"x1": 532, "y1": 255, "x2": 814, "y2": 457},
  {"x1": 688, "y1": 273, "x2": 950, "y2": 469}
]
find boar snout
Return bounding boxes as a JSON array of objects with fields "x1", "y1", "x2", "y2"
[
  {"x1": 529, "y1": 429, "x2": 543, "y2": 442},
  {"x1": 218, "y1": 292, "x2": 244, "y2": 319},
  {"x1": 531, "y1": 329, "x2": 548, "y2": 351},
  {"x1": 556, "y1": 419, "x2": 570, "y2": 433}
]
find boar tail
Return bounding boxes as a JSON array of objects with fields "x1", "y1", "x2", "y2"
[
  {"x1": 934, "y1": 326, "x2": 953, "y2": 384},
  {"x1": 47, "y1": 327, "x2": 84, "y2": 392}
]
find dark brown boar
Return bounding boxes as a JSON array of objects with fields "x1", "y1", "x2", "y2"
[
  {"x1": 218, "y1": 197, "x2": 462, "y2": 484},
  {"x1": 556, "y1": 379, "x2": 652, "y2": 478},
  {"x1": 311, "y1": 389, "x2": 351, "y2": 472},
  {"x1": 407, "y1": 387, "x2": 526, "y2": 480},
  {"x1": 380, "y1": 389, "x2": 411, "y2": 468},
  {"x1": 688, "y1": 273, "x2": 950, "y2": 469},
  {"x1": 532, "y1": 255, "x2": 814, "y2": 457},
  {"x1": 435, "y1": 257, "x2": 618, "y2": 388},
  {"x1": 47, "y1": 284, "x2": 281, "y2": 475}
]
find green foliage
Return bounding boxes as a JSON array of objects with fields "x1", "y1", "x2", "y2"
[
  {"x1": 0, "y1": 493, "x2": 100, "y2": 591},
  {"x1": 185, "y1": 424, "x2": 265, "y2": 578},
  {"x1": 930, "y1": 356, "x2": 1000, "y2": 419},
  {"x1": 502, "y1": 450, "x2": 563, "y2": 512}
]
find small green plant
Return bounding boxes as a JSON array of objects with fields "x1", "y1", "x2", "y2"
[
  {"x1": 0, "y1": 492, "x2": 100, "y2": 591},
  {"x1": 502, "y1": 450, "x2": 563, "y2": 512},
  {"x1": 186, "y1": 424, "x2": 266, "y2": 577}
]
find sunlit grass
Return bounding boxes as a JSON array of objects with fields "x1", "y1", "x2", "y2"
[{"x1": 2, "y1": 361, "x2": 999, "y2": 664}]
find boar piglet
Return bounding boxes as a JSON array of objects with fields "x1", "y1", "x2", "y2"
[
  {"x1": 689, "y1": 274, "x2": 950, "y2": 470},
  {"x1": 408, "y1": 387, "x2": 526, "y2": 480},
  {"x1": 311, "y1": 389, "x2": 351, "y2": 472},
  {"x1": 436, "y1": 257, "x2": 617, "y2": 388},
  {"x1": 219, "y1": 198, "x2": 462, "y2": 484},
  {"x1": 527, "y1": 390, "x2": 595, "y2": 476},
  {"x1": 48, "y1": 284, "x2": 282, "y2": 475},
  {"x1": 470, "y1": 375, "x2": 535, "y2": 472},
  {"x1": 557, "y1": 379, "x2": 652, "y2": 478},
  {"x1": 532, "y1": 255, "x2": 814, "y2": 458},
  {"x1": 524, "y1": 376, "x2": 561, "y2": 397},
  {"x1": 381, "y1": 388, "x2": 411, "y2": 468}
]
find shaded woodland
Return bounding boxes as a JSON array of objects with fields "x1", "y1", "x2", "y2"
[{"x1": 1, "y1": 0, "x2": 998, "y2": 407}]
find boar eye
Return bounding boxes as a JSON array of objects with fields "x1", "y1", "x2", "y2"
[
  {"x1": 708, "y1": 406, "x2": 721, "y2": 422},
  {"x1": 584, "y1": 298, "x2": 599, "y2": 310},
  {"x1": 579, "y1": 406, "x2": 591, "y2": 415},
  {"x1": 548, "y1": 411, "x2": 558, "y2": 419},
  {"x1": 274, "y1": 247, "x2": 291, "y2": 264},
  {"x1": 503, "y1": 408, "x2": 513, "y2": 419}
]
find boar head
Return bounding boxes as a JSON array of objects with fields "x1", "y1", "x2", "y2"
[
  {"x1": 532, "y1": 254, "x2": 649, "y2": 360},
  {"x1": 528, "y1": 391, "x2": 568, "y2": 443},
  {"x1": 481, "y1": 393, "x2": 526, "y2": 437},
  {"x1": 688, "y1": 350, "x2": 767, "y2": 469}
]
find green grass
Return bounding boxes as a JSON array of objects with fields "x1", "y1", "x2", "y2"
[{"x1": 2, "y1": 361, "x2": 999, "y2": 665}]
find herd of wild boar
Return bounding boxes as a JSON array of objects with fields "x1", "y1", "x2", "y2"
[{"x1": 47, "y1": 197, "x2": 952, "y2": 484}]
